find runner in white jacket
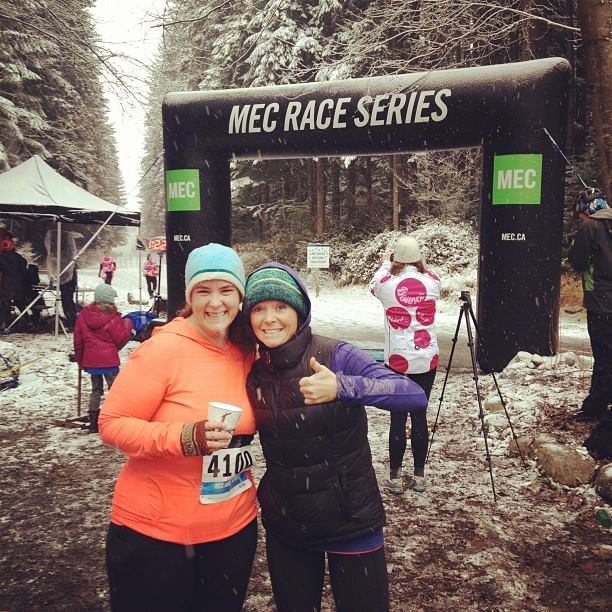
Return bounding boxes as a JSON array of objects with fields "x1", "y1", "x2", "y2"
[{"x1": 369, "y1": 235, "x2": 441, "y2": 493}]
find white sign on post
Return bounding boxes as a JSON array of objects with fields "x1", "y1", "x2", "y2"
[
  {"x1": 307, "y1": 243, "x2": 330, "y2": 298},
  {"x1": 307, "y1": 243, "x2": 330, "y2": 269}
]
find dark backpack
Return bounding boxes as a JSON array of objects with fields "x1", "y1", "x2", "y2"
[{"x1": 574, "y1": 187, "x2": 608, "y2": 219}]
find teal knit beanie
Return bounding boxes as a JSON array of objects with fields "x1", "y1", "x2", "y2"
[
  {"x1": 94, "y1": 283, "x2": 117, "y2": 305},
  {"x1": 185, "y1": 243, "x2": 246, "y2": 303},
  {"x1": 243, "y1": 267, "x2": 308, "y2": 321}
]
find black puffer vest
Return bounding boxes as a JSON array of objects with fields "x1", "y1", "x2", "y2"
[{"x1": 247, "y1": 327, "x2": 385, "y2": 548}]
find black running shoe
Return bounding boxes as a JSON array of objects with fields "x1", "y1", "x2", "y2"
[{"x1": 571, "y1": 409, "x2": 603, "y2": 422}]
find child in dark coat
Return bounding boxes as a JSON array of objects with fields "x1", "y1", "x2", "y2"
[{"x1": 73, "y1": 283, "x2": 133, "y2": 432}]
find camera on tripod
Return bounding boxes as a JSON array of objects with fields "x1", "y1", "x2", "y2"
[{"x1": 460, "y1": 290, "x2": 472, "y2": 305}]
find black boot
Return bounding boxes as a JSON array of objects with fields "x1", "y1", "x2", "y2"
[
  {"x1": 88, "y1": 410, "x2": 100, "y2": 433},
  {"x1": 584, "y1": 420, "x2": 612, "y2": 459},
  {"x1": 571, "y1": 396, "x2": 606, "y2": 422}
]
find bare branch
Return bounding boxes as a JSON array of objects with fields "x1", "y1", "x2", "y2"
[{"x1": 151, "y1": 0, "x2": 233, "y2": 29}]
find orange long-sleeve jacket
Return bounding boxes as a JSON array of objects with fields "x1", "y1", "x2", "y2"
[{"x1": 99, "y1": 317, "x2": 257, "y2": 545}]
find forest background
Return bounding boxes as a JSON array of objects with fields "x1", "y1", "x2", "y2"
[{"x1": 0, "y1": 0, "x2": 610, "y2": 291}]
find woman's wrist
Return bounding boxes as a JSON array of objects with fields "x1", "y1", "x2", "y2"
[{"x1": 180, "y1": 421, "x2": 210, "y2": 456}]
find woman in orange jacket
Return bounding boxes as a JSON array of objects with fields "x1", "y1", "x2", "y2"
[{"x1": 99, "y1": 243, "x2": 257, "y2": 612}]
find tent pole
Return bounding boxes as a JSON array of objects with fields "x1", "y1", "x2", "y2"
[
  {"x1": 55, "y1": 221, "x2": 61, "y2": 337},
  {"x1": 138, "y1": 245, "x2": 143, "y2": 307},
  {"x1": 53, "y1": 222, "x2": 68, "y2": 339},
  {"x1": 158, "y1": 252, "x2": 164, "y2": 308}
]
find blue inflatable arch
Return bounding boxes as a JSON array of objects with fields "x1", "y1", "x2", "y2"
[{"x1": 162, "y1": 57, "x2": 570, "y2": 370}]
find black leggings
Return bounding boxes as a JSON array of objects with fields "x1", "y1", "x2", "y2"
[
  {"x1": 266, "y1": 533, "x2": 389, "y2": 612},
  {"x1": 585, "y1": 310, "x2": 612, "y2": 411},
  {"x1": 106, "y1": 519, "x2": 257, "y2": 612},
  {"x1": 389, "y1": 368, "x2": 436, "y2": 475},
  {"x1": 145, "y1": 275, "x2": 157, "y2": 296},
  {"x1": 60, "y1": 275, "x2": 77, "y2": 327}
]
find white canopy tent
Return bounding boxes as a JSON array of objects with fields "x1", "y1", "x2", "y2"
[
  {"x1": 0, "y1": 155, "x2": 139, "y2": 224},
  {"x1": 0, "y1": 156, "x2": 140, "y2": 335}
]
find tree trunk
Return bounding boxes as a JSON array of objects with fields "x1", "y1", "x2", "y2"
[
  {"x1": 365, "y1": 158, "x2": 373, "y2": 214},
  {"x1": 309, "y1": 159, "x2": 317, "y2": 232},
  {"x1": 294, "y1": 160, "x2": 305, "y2": 202},
  {"x1": 565, "y1": 0, "x2": 578, "y2": 154},
  {"x1": 257, "y1": 183, "x2": 265, "y2": 242},
  {"x1": 330, "y1": 159, "x2": 340, "y2": 225},
  {"x1": 401, "y1": 157, "x2": 418, "y2": 218},
  {"x1": 316, "y1": 158, "x2": 327, "y2": 237},
  {"x1": 577, "y1": 0, "x2": 612, "y2": 196},
  {"x1": 389, "y1": 155, "x2": 401, "y2": 230},
  {"x1": 258, "y1": 184, "x2": 267, "y2": 241},
  {"x1": 285, "y1": 164, "x2": 291, "y2": 201},
  {"x1": 262, "y1": 182, "x2": 270, "y2": 207},
  {"x1": 346, "y1": 161, "x2": 356, "y2": 217}
]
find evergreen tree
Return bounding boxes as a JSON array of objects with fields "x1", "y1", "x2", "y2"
[
  {"x1": 140, "y1": 0, "x2": 591, "y2": 244},
  {"x1": 0, "y1": 0, "x2": 127, "y2": 256}
]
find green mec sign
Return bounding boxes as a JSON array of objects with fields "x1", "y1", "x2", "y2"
[
  {"x1": 166, "y1": 169, "x2": 201, "y2": 211},
  {"x1": 492, "y1": 154, "x2": 542, "y2": 205}
]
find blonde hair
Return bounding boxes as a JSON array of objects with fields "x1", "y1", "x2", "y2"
[
  {"x1": 96, "y1": 302, "x2": 117, "y2": 313},
  {"x1": 390, "y1": 260, "x2": 426, "y2": 275}
]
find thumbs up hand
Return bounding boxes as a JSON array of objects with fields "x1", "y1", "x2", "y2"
[{"x1": 299, "y1": 357, "x2": 338, "y2": 405}]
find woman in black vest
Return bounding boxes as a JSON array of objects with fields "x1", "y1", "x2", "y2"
[{"x1": 243, "y1": 262, "x2": 427, "y2": 612}]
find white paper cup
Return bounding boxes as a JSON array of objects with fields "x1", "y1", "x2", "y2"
[{"x1": 208, "y1": 401, "x2": 242, "y2": 432}]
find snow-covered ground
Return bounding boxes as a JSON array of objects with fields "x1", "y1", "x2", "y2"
[
  {"x1": 1, "y1": 261, "x2": 595, "y2": 446},
  {"x1": 1, "y1": 262, "x2": 610, "y2": 611},
  {"x1": 5, "y1": 256, "x2": 592, "y2": 376}
]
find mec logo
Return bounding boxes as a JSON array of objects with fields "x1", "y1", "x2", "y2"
[
  {"x1": 492, "y1": 154, "x2": 542, "y2": 205},
  {"x1": 166, "y1": 169, "x2": 201, "y2": 211}
]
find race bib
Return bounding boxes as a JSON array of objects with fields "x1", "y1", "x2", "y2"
[{"x1": 200, "y1": 445, "x2": 254, "y2": 504}]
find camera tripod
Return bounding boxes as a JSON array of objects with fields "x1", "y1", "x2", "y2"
[
  {"x1": 150, "y1": 290, "x2": 167, "y2": 318},
  {"x1": 149, "y1": 252, "x2": 167, "y2": 318},
  {"x1": 427, "y1": 291, "x2": 527, "y2": 502}
]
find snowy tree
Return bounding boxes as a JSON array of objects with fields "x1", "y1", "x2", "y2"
[
  {"x1": 140, "y1": 0, "x2": 598, "y2": 244},
  {"x1": 138, "y1": 51, "x2": 175, "y2": 237},
  {"x1": 137, "y1": 0, "x2": 227, "y2": 235},
  {"x1": 0, "y1": 0, "x2": 127, "y2": 255}
]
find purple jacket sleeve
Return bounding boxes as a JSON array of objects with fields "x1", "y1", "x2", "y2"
[{"x1": 331, "y1": 342, "x2": 428, "y2": 412}]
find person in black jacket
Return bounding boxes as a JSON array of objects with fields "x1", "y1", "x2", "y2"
[
  {"x1": 0, "y1": 232, "x2": 29, "y2": 330},
  {"x1": 568, "y1": 189, "x2": 612, "y2": 458},
  {"x1": 44, "y1": 229, "x2": 78, "y2": 329},
  {"x1": 243, "y1": 262, "x2": 427, "y2": 612}
]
